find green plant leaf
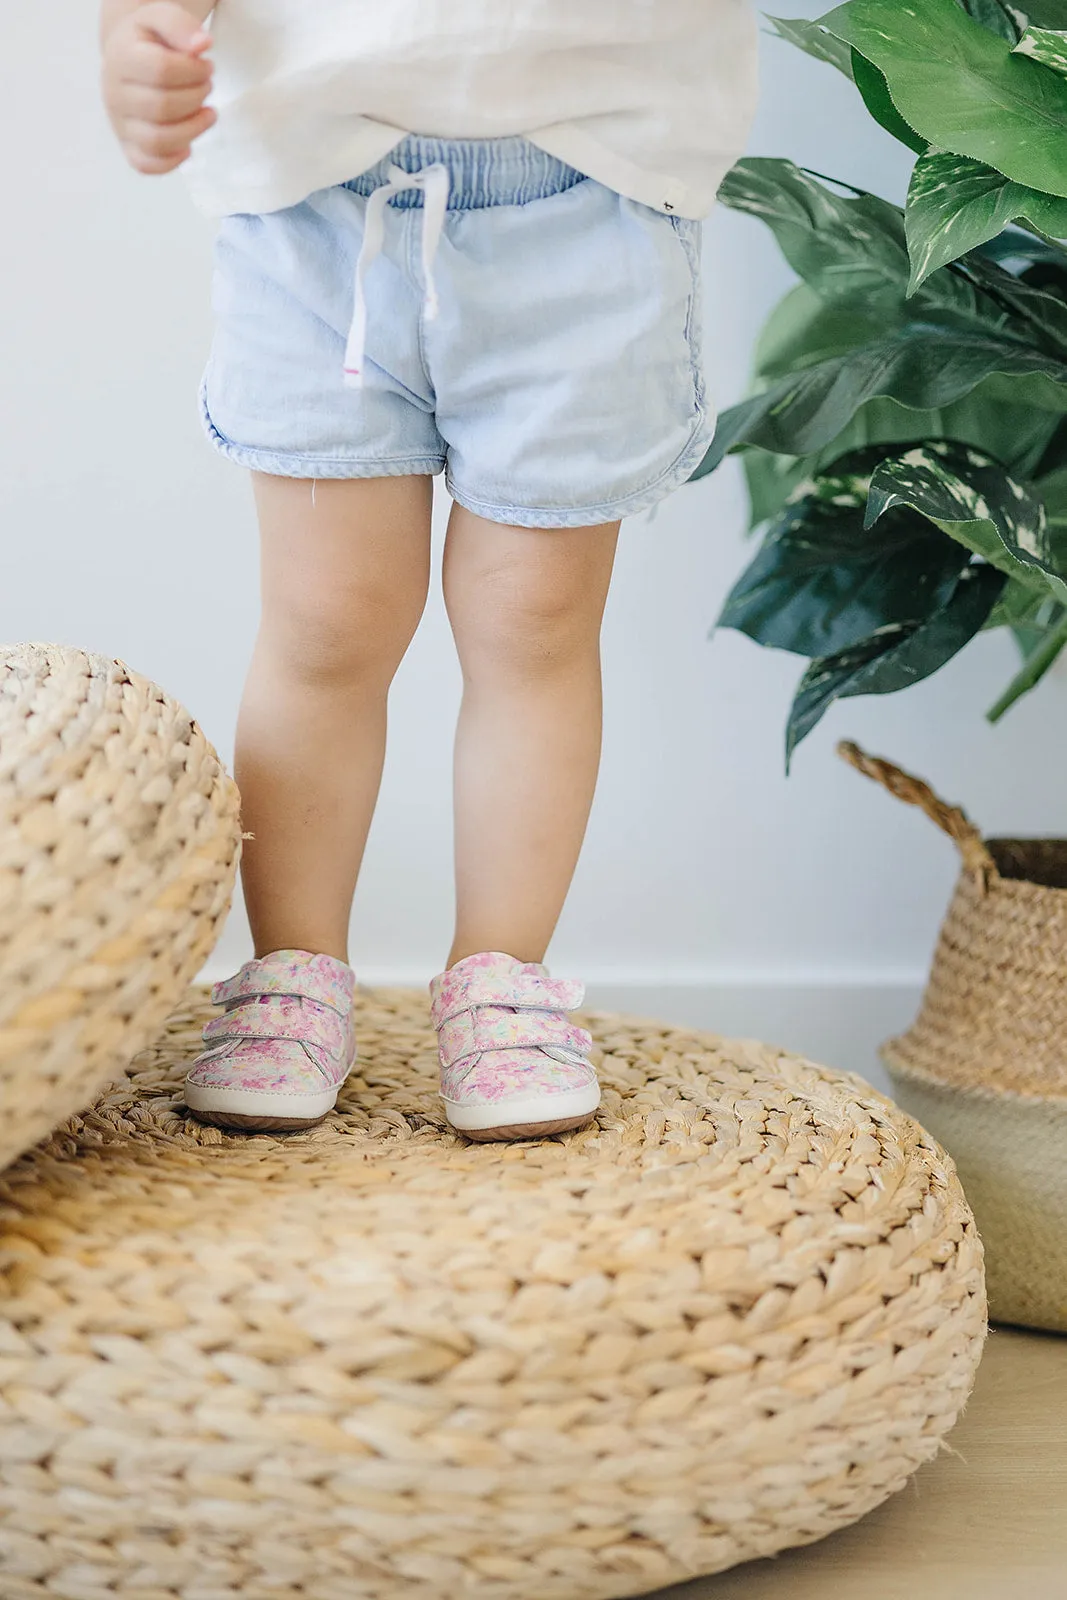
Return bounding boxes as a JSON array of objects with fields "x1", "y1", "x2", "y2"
[
  {"x1": 906, "y1": 152, "x2": 1067, "y2": 292},
  {"x1": 719, "y1": 449, "x2": 971, "y2": 656},
  {"x1": 716, "y1": 159, "x2": 1067, "y2": 348},
  {"x1": 915, "y1": 376, "x2": 1067, "y2": 473},
  {"x1": 721, "y1": 377, "x2": 1062, "y2": 515},
  {"x1": 704, "y1": 167, "x2": 1067, "y2": 489},
  {"x1": 957, "y1": 0, "x2": 1021, "y2": 42},
  {"x1": 1007, "y1": 193, "x2": 1067, "y2": 240},
  {"x1": 987, "y1": 607, "x2": 1067, "y2": 716},
  {"x1": 754, "y1": 284, "x2": 823, "y2": 377},
  {"x1": 1012, "y1": 620, "x2": 1055, "y2": 654},
  {"x1": 717, "y1": 160, "x2": 976, "y2": 320},
  {"x1": 983, "y1": 574, "x2": 1058, "y2": 627},
  {"x1": 751, "y1": 282, "x2": 892, "y2": 379},
  {"x1": 766, "y1": 15, "x2": 856, "y2": 75},
  {"x1": 866, "y1": 441, "x2": 1067, "y2": 601},
  {"x1": 750, "y1": 281, "x2": 1067, "y2": 455},
  {"x1": 819, "y1": 0, "x2": 1067, "y2": 199},
  {"x1": 1033, "y1": 414, "x2": 1067, "y2": 473},
  {"x1": 1009, "y1": 591, "x2": 1067, "y2": 658},
  {"x1": 974, "y1": 225, "x2": 1067, "y2": 266},
  {"x1": 722, "y1": 377, "x2": 1066, "y2": 516},
  {"x1": 851, "y1": 50, "x2": 929, "y2": 151},
  {"x1": 742, "y1": 450, "x2": 808, "y2": 529},
  {"x1": 1014, "y1": 24, "x2": 1067, "y2": 73},
  {"x1": 1038, "y1": 460, "x2": 1067, "y2": 528},
  {"x1": 786, "y1": 563, "x2": 1006, "y2": 761},
  {"x1": 717, "y1": 159, "x2": 911, "y2": 311},
  {"x1": 954, "y1": 245, "x2": 1067, "y2": 356},
  {"x1": 1019, "y1": 1, "x2": 1067, "y2": 25},
  {"x1": 702, "y1": 327, "x2": 1067, "y2": 471},
  {"x1": 1020, "y1": 259, "x2": 1067, "y2": 302}
]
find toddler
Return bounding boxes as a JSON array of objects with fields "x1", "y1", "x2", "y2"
[{"x1": 100, "y1": 0, "x2": 758, "y2": 1141}]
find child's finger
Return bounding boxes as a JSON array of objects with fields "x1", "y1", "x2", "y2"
[
  {"x1": 123, "y1": 141, "x2": 190, "y2": 176},
  {"x1": 135, "y1": 1, "x2": 212, "y2": 56},
  {"x1": 122, "y1": 38, "x2": 213, "y2": 90},
  {"x1": 121, "y1": 81, "x2": 213, "y2": 125},
  {"x1": 125, "y1": 105, "x2": 217, "y2": 160}
]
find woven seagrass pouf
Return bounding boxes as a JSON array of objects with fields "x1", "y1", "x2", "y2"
[
  {"x1": 0, "y1": 990, "x2": 985, "y2": 1600},
  {"x1": 0, "y1": 645, "x2": 241, "y2": 1170}
]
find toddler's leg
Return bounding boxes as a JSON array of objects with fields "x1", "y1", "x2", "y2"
[
  {"x1": 442, "y1": 504, "x2": 620, "y2": 967},
  {"x1": 237, "y1": 474, "x2": 433, "y2": 960}
]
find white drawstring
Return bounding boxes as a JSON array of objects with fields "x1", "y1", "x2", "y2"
[{"x1": 343, "y1": 162, "x2": 451, "y2": 389}]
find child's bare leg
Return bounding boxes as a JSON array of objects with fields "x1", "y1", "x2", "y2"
[
  {"x1": 442, "y1": 504, "x2": 620, "y2": 968},
  {"x1": 236, "y1": 474, "x2": 433, "y2": 962}
]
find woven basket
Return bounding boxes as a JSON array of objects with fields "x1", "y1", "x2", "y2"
[
  {"x1": 0, "y1": 990, "x2": 986, "y2": 1599},
  {"x1": 0, "y1": 644, "x2": 241, "y2": 1171},
  {"x1": 839, "y1": 740, "x2": 1067, "y2": 1333}
]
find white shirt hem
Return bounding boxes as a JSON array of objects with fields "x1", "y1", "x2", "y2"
[{"x1": 186, "y1": 120, "x2": 738, "y2": 221}]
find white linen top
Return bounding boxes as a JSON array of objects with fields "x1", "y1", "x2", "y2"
[{"x1": 185, "y1": 0, "x2": 760, "y2": 220}]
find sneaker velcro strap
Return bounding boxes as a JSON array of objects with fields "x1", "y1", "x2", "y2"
[
  {"x1": 431, "y1": 970, "x2": 584, "y2": 1028},
  {"x1": 202, "y1": 995, "x2": 346, "y2": 1059},
  {"x1": 438, "y1": 1006, "x2": 592, "y2": 1071},
  {"x1": 211, "y1": 958, "x2": 352, "y2": 1014}
]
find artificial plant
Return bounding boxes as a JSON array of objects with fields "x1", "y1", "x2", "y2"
[{"x1": 703, "y1": 0, "x2": 1067, "y2": 763}]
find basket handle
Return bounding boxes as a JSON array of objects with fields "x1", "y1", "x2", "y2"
[{"x1": 836, "y1": 741, "x2": 996, "y2": 887}]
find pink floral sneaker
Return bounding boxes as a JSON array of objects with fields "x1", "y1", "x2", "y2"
[
  {"x1": 429, "y1": 951, "x2": 600, "y2": 1141},
  {"x1": 184, "y1": 950, "x2": 357, "y2": 1131}
]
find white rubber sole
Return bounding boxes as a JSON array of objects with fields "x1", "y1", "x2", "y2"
[
  {"x1": 444, "y1": 1083, "x2": 601, "y2": 1139},
  {"x1": 183, "y1": 1079, "x2": 341, "y2": 1129}
]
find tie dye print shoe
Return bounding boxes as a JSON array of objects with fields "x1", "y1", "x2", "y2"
[
  {"x1": 429, "y1": 951, "x2": 600, "y2": 1141},
  {"x1": 184, "y1": 949, "x2": 357, "y2": 1131}
]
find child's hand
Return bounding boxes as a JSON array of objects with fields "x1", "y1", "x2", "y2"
[{"x1": 102, "y1": 2, "x2": 216, "y2": 175}]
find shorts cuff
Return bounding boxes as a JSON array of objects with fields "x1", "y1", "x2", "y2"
[
  {"x1": 444, "y1": 408, "x2": 717, "y2": 529},
  {"x1": 199, "y1": 384, "x2": 446, "y2": 480}
]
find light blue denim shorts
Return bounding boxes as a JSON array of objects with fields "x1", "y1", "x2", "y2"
[{"x1": 200, "y1": 135, "x2": 713, "y2": 529}]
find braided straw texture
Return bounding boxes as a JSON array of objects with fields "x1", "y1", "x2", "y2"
[
  {"x1": 884, "y1": 852, "x2": 1067, "y2": 1098},
  {"x1": 0, "y1": 990, "x2": 986, "y2": 1600},
  {"x1": 0, "y1": 645, "x2": 241, "y2": 1170},
  {"x1": 837, "y1": 742, "x2": 1067, "y2": 1330},
  {"x1": 839, "y1": 740, "x2": 1067, "y2": 1098},
  {"x1": 883, "y1": 862, "x2": 1067, "y2": 1331}
]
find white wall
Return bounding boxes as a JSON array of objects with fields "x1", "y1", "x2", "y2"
[{"x1": 3, "y1": 3, "x2": 1063, "y2": 1089}]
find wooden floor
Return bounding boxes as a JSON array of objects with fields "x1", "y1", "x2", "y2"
[{"x1": 648, "y1": 1329, "x2": 1067, "y2": 1600}]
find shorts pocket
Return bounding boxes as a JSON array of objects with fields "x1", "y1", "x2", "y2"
[{"x1": 668, "y1": 214, "x2": 705, "y2": 409}]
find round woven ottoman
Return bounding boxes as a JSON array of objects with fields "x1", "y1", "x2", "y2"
[
  {"x1": 0, "y1": 645, "x2": 241, "y2": 1170},
  {"x1": 0, "y1": 993, "x2": 986, "y2": 1600}
]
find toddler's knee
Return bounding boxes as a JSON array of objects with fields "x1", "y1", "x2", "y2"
[
  {"x1": 451, "y1": 579, "x2": 598, "y2": 680},
  {"x1": 264, "y1": 586, "x2": 421, "y2": 688}
]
